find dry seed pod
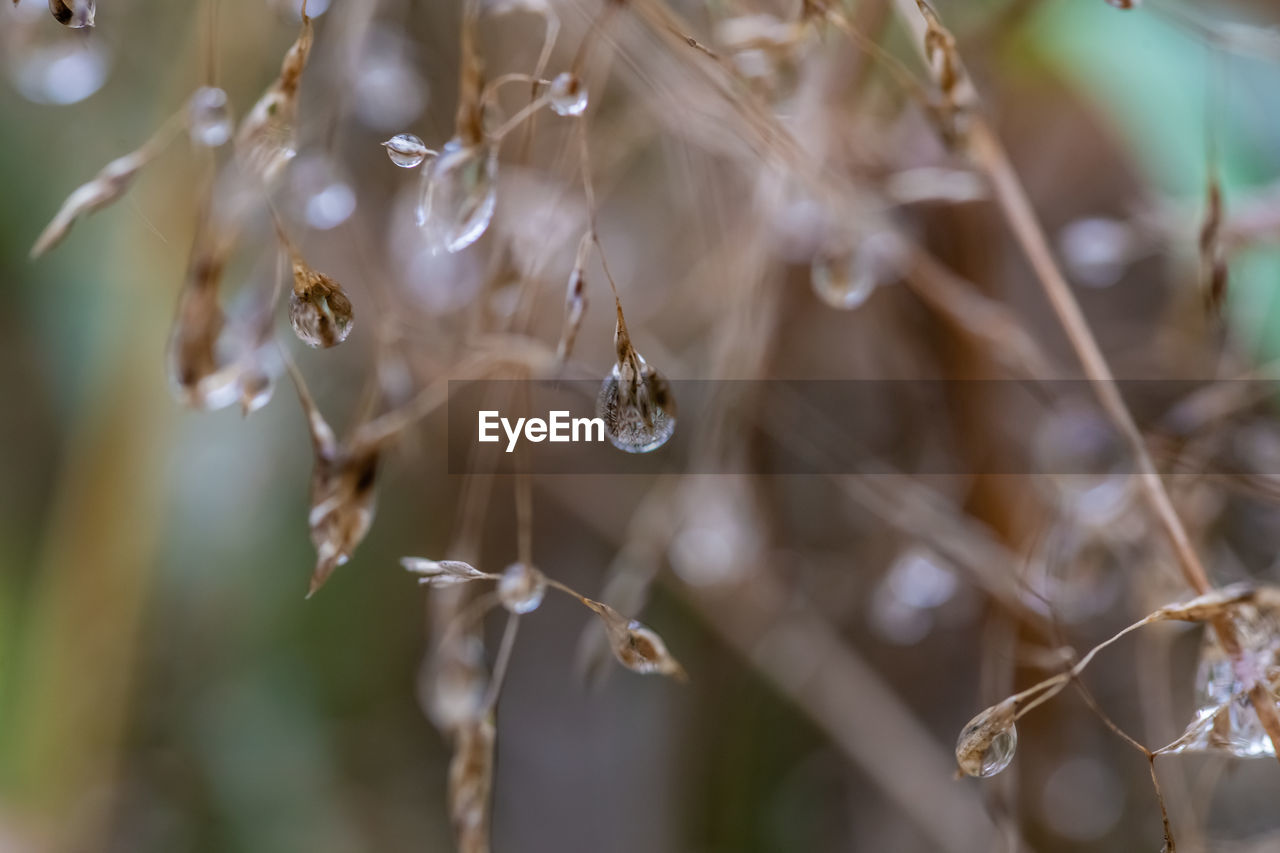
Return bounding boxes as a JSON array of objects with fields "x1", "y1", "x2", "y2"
[
  {"x1": 1151, "y1": 583, "x2": 1255, "y2": 623},
  {"x1": 554, "y1": 233, "x2": 591, "y2": 362},
  {"x1": 288, "y1": 256, "x2": 355, "y2": 348},
  {"x1": 1200, "y1": 176, "x2": 1229, "y2": 315},
  {"x1": 426, "y1": 633, "x2": 488, "y2": 732},
  {"x1": 448, "y1": 714, "x2": 495, "y2": 853},
  {"x1": 167, "y1": 223, "x2": 239, "y2": 409},
  {"x1": 403, "y1": 558, "x2": 490, "y2": 587},
  {"x1": 288, "y1": 364, "x2": 380, "y2": 596},
  {"x1": 497, "y1": 562, "x2": 546, "y2": 614},
  {"x1": 32, "y1": 149, "x2": 151, "y2": 258},
  {"x1": 235, "y1": 9, "x2": 314, "y2": 182},
  {"x1": 582, "y1": 598, "x2": 687, "y2": 681},
  {"x1": 416, "y1": 138, "x2": 498, "y2": 254},
  {"x1": 955, "y1": 698, "x2": 1018, "y2": 777},
  {"x1": 596, "y1": 301, "x2": 677, "y2": 453},
  {"x1": 49, "y1": 0, "x2": 93, "y2": 27}
]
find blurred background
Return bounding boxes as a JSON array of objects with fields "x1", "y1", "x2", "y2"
[{"x1": 5, "y1": 0, "x2": 1280, "y2": 851}]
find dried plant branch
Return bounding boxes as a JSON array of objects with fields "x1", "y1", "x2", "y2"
[{"x1": 889, "y1": 0, "x2": 1280, "y2": 761}]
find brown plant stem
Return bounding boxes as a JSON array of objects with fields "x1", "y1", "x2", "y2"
[{"x1": 887, "y1": 0, "x2": 1280, "y2": 761}]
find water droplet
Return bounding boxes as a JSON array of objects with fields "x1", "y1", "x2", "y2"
[
  {"x1": 498, "y1": 562, "x2": 547, "y2": 614},
  {"x1": 416, "y1": 139, "x2": 497, "y2": 254},
  {"x1": 548, "y1": 72, "x2": 588, "y2": 116},
  {"x1": 289, "y1": 260, "x2": 354, "y2": 348},
  {"x1": 49, "y1": 0, "x2": 94, "y2": 28},
  {"x1": 287, "y1": 154, "x2": 356, "y2": 230},
  {"x1": 1058, "y1": 217, "x2": 1139, "y2": 288},
  {"x1": 351, "y1": 33, "x2": 427, "y2": 130},
  {"x1": 423, "y1": 634, "x2": 488, "y2": 732},
  {"x1": 811, "y1": 231, "x2": 904, "y2": 311},
  {"x1": 669, "y1": 478, "x2": 760, "y2": 586},
  {"x1": 239, "y1": 369, "x2": 275, "y2": 416},
  {"x1": 384, "y1": 133, "x2": 429, "y2": 168},
  {"x1": 275, "y1": 0, "x2": 330, "y2": 18},
  {"x1": 956, "y1": 701, "x2": 1018, "y2": 777},
  {"x1": 1167, "y1": 607, "x2": 1280, "y2": 756},
  {"x1": 1032, "y1": 401, "x2": 1134, "y2": 525},
  {"x1": 597, "y1": 358, "x2": 676, "y2": 453},
  {"x1": 4, "y1": 20, "x2": 111, "y2": 105},
  {"x1": 869, "y1": 547, "x2": 958, "y2": 645},
  {"x1": 188, "y1": 86, "x2": 233, "y2": 147}
]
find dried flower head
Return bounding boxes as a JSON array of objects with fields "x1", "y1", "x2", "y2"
[
  {"x1": 403, "y1": 558, "x2": 491, "y2": 587},
  {"x1": 582, "y1": 598, "x2": 687, "y2": 681}
]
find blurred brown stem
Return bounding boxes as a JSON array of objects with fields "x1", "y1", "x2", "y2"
[{"x1": 887, "y1": 0, "x2": 1280, "y2": 761}]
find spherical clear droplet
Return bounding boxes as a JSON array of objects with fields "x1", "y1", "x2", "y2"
[
  {"x1": 548, "y1": 72, "x2": 588, "y2": 117},
  {"x1": 416, "y1": 139, "x2": 498, "y2": 254},
  {"x1": 351, "y1": 28, "x2": 427, "y2": 130},
  {"x1": 498, "y1": 562, "x2": 546, "y2": 614},
  {"x1": 976, "y1": 724, "x2": 1016, "y2": 777},
  {"x1": 287, "y1": 155, "x2": 356, "y2": 231},
  {"x1": 596, "y1": 357, "x2": 677, "y2": 454},
  {"x1": 384, "y1": 133, "x2": 428, "y2": 168},
  {"x1": 188, "y1": 86, "x2": 233, "y2": 147},
  {"x1": 5, "y1": 15, "x2": 111, "y2": 105}
]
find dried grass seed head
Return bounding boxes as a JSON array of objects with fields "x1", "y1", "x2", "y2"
[
  {"x1": 596, "y1": 301, "x2": 677, "y2": 454},
  {"x1": 956, "y1": 698, "x2": 1018, "y2": 778},
  {"x1": 288, "y1": 257, "x2": 355, "y2": 348},
  {"x1": 235, "y1": 10, "x2": 314, "y2": 182},
  {"x1": 583, "y1": 598, "x2": 687, "y2": 681}
]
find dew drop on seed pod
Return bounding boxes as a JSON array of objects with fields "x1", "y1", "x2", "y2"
[
  {"x1": 548, "y1": 72, "x2": 588, "y2": 117},
  {"x1": 49, "y1": 0, "x2": 94, "y2": 28},
  {"x1": 956, "y1": 701, "x2": 1018, "y2": 777},
  {"x1": 384, "y1": 133, "x2": 429, "y2": 168},
  {"x1": 416, "y1": 138, "x2": 497, "y2": 254},
  {"x1": 188, "y1": 86, "x2": 233, "y2": 147},
  {"x1": 1164, "y1": 606, "x2": 1280, "y2": 757},
  {"x1": 811, "y1": 231, "x2": 904, "y2": 311},
  {"x1": 498, "y1": 562, "x2": 547, "y2": 614},
  {"x1": 287, "y1": 155, "x2": 356, "y2": 230},
  {"x1": 274, "y1": 0, "x2": 330, "y2": 18},
  {"x1": 597, "y1": 301, "x2": 676, "y2": 453},
  {"x1": 583, "y1": 599, "x2": 687, "y2": 680},
  {"x1": 811, "y1": 252, "x2": 875, "y2": 310},
  {"x1": 289, "y1": 260, "x2": 355, "y2": 348},
  {"x1": 597, "y1": 357, "x2": 677, "y2": 453}
]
